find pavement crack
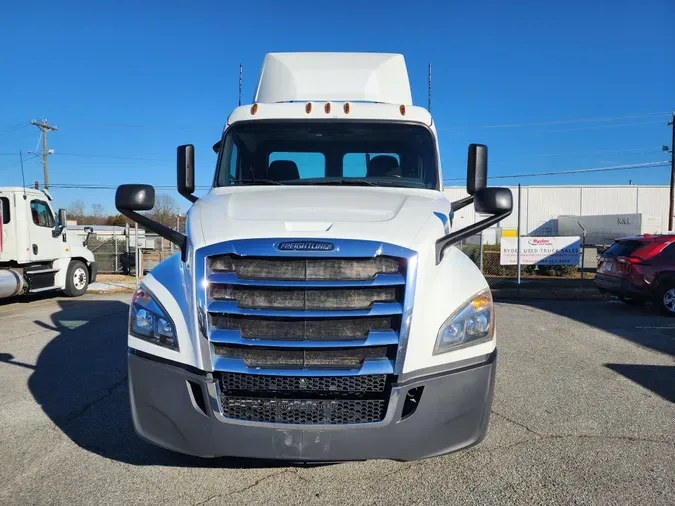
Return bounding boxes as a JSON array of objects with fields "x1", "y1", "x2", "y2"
[
  {"x1": 223, "y1": 469, "x2": 300, "y2": 497},
  {"x1": 61, "y1": 375, "x2": 128, "y2": 424},
  {"x1": 193, "y1": 494, "x2": 220, "y2": 506},
  {"x1": 491, "y1": 409, "x2": 543, "y2": 436}
]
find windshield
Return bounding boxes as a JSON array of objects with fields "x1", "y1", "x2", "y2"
[{"x1": 215, "y1": 121, "x2": 439, "y2": 190}]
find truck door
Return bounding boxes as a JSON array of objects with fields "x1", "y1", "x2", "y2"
[
  {"x1": 28, "y1": 198, "x2": 63, "y2": 263},
  {"x1": 0, "y1": 194, "x2": 19, "y2": 262}
]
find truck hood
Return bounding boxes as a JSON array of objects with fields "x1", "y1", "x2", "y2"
[{"x1": 190, "y1": 186, "x2": 446, "y2": 250}]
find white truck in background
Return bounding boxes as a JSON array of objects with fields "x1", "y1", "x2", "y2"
[
  {"x1": 0, "y1": 187, "x2": 97, "y2": 299},
  {"x1": 116, "y1": 52, "x2": 513, "y2": 461}
]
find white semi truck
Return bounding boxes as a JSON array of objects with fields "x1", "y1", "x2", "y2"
[
  {"x1": 0, "y1": 187, "x2": 96, "y2": 299},
  {"x1": 116, "y1": 52, "x2": 513, "y2": 461}
]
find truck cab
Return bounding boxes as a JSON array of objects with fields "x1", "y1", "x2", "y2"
[
  {"x1": 0, "y1": 187, "x2": 96, "y2": 299},
  {"x1": 116, "y1": 52, "x2": 513, "y2": 461}
]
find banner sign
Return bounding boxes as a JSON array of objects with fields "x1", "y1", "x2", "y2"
[{"x1": 500, "y1": 236, "x2": 580, "y2": 266}]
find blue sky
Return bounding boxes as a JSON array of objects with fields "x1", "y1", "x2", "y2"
[{"x1": 1, "y1": 0, "x2": 673, "y2": 215}]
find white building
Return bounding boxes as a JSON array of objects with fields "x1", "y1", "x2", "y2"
[{"x1": 444, "y1": 185, "x2": 669, "y2": 241}]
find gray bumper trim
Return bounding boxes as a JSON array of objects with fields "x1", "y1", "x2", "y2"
[{"x1": 128, "y1": 349, "x2": 496, "y2": 462}]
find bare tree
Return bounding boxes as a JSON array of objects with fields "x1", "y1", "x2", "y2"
[
  {"x1": 148, "y1": 193, "x2": 180, "y2": 228},
  {"x1": 67, "y1": 200, "x2": 86, "y2": 222},
  {"x1": 90, "y1": 203, "x2": 106, "y2": 225}
]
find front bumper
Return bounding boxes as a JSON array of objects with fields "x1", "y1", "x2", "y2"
[
  {"x1": 594, "y1": 273, "x2": 648, "y2": 299},
  {"x1": 128, "y1": 349, "x2": 497, "y2": 461}
]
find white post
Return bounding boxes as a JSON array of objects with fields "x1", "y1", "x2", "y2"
[{"x1": 134, "y1": 222, "x2": 139, "y2": 284}]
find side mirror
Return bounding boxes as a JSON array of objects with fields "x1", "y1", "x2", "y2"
[
  {"x1": 53, "y1": 208, "x2": 68, "y2": 237},
  {"x1": 58, "y1": 208, "x2": 67, "y2": 228},
  {"x1": 115, "y1": 183, "x2": 187, "y2": 258},
  {"x1": 83, "y1": 226, "x2": 94, "y2": 247},
  {"x1": 466, "y1": 144, "x2": 487, "y2": 195},
  {"x1": 178, "y1": 144, "x2": 198, "y2": 203},
  {"x1": 474, "y1": 187, "x2": 513, "y2": 215},
  {"x1": 115, "y1": 184, "x2": 155, "y2": 211},
  {"x1": 212, "y1": 140, "x2": 222, "y2": 154}
]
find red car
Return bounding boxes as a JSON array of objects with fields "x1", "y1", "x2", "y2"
[{"x1": 595, "y1": 233, "x2": 675, "y2": 316}]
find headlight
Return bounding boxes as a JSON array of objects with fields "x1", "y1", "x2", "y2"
[
  {"x1": 129, "y1": 287, "x2": 179, "y2": 351},
  {"x1": 434, "y1": 288, "x2": 494, "y2": 355}
]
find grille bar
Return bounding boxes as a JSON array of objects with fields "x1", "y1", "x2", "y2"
[
  {"x1": 209, "y1": 329, "x2": 399, "y2": 348},
  {"x1": 209, "y1": 314, "x2": 400, "y2": 341},
  {"x1": 209, "y1": 255, "x2": 401, "y2": 281},
  {"x1": 208, "y1": 300, "x2": 402, "y2": 317},
  {"x1": 212, "y1": 356, "x2": 395, "y2": 376},
  {"x1": 208, "y1": 272, "x2": 405, "y2": 287}
]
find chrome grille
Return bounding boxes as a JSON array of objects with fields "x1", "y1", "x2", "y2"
[{"x1": 202, "y1": 242, "x2": 412, "y2": 425}]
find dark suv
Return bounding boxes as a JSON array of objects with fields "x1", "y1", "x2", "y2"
[{"x1": 595, "y1": 234, "x2": 675, "y2": 315}]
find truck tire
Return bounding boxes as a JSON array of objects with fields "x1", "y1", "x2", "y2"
[
  {"x1": 657, "y1": 284, "x2": 675, "y2": 317},
  {"x1": 63, "y1": 260, "x2": 89, "y2": 297}
]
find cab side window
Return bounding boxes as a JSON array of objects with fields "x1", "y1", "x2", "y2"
[
  {"x1": 1, "y1": 197, "x2": 9, "y2": 224},
  {"x1": 30, "y1": 200, "x2": 54, "y2": 228}
]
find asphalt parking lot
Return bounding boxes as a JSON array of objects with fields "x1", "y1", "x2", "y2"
[{"x1": 0, "y1": 293, "x2": 673, "y2": 505}]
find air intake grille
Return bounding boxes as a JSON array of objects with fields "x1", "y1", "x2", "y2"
[
  {"x1": 210, "y1": 285, "x2": 400, "y2": 310},
  {"x1": 205, "y1": 248, "x2": 409, "y2": 425},
  {"x1": 209, "y1": 255, "x2": 401, "y2": 281},
  {"x1": 220, "y1": 396, "x2": 386, "y2": 425},
  {"x1": 218, "y1": 372, "x2": 388, "y2": 394},
  {"x1": 210, "y1": 315, "x2": 399, "y2": 341},
  {"x1": 212, "y1": 344, "x2": 394, "y2": 368}
]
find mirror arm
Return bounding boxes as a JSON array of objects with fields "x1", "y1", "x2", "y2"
[
  {"x1": 450, "y1": 195, "x2": 474, "y2": 212},
  {"x1": 117, "y1": 208, "x2": 188, "y2": 260},
  {"x1": 435, "y1": 208, "x2": 513, "y2": 265},
  {"x1": 181, "y1": 192, "x2": 199, "y2": 204}
]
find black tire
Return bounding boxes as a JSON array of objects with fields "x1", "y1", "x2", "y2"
[
  {"x1": 656, "y1": 283, "x2": 675, "y2": 317},
  {"x1": 63, "y1": 260, "x2": 89, "y2": 297},
  {"x1": 618, "y1": 296, "x2": 645, "y2": 306}
]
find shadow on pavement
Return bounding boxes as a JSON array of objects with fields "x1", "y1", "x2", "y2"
[
  {"x1": 21, "y1": 297, "x2": 283, "y2": 469},
  {"x1": 499, "y1": 298, "x2": 675, "y2": 403},
  {"x1": 604, "y1": 364, "x2": 675, "y2": 403}
]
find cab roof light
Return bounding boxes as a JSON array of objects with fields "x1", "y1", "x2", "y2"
[
  {"x1": 399, "y1": 104, "x2": 406, "y2": 116},
  {"x1": 250, "y1": 103, "x2": 258, "y2": 115},
  {"x1": 343, "y1": 102, "x2": 350, "y2": 114},
  {"x1": 324, "y1": 102, "x2": 331, "y2": 114},
  {"x1": 305, "y1": 102, "x2": 312, "y2": 114}
]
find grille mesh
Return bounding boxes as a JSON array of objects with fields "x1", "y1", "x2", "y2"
[
  {"x1": 220, "y1": 396, "x2": 386, "y2": 424},
  {"x1": 212, "y1": 344, "x2": 393, "y2": 368},
  {"x1": 209, "y1": 315, "x2": 399, "y2": 340},
  {"x1": 210, "y1": 285, "x2": 399, "y2": 310},
  {"x1": 219, "y1": 372, "x2": 387, "y2": 394},
  {"x1": 209, "y1": 255, "x2": 401, "y2": 280}
]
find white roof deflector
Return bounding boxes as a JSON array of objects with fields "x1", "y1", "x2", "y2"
[{"x1": 253, "y1": 52, "x2": 413, "y2": 106}]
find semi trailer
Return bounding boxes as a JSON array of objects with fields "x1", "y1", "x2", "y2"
[
  {"x1": 116, "y1": 52, "x2": 513, "y2": 461},
  {"x1": 0, "y1": 186, "x2": 96, "y2": 299}
]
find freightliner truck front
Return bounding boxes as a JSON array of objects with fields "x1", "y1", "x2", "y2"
[{"x1": 116, "y1": 52, "x2": 513, "y2": 461}]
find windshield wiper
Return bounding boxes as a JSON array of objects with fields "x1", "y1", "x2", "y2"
[
  {"x1": 305, "y1": 179, "x2": 380, "y2": 187},
  {"x1": 230, "y1": 178, "x2": 285, "y2": 186}
]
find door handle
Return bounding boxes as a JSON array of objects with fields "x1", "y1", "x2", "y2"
[{"x1": 33, "y1": 244, "x2": 38, "y2": 255}]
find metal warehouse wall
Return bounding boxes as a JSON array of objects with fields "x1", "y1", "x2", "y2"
[{"x1": 443, "y1": 185, "x2": 670, "y2": 235}]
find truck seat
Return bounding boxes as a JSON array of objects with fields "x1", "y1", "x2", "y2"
[
  {"x1": 268, "y1": 160, "x2": 300, "y2": 181},
  {"x1": 367, "y1": 155, "x2": 401, "y2": 178}
]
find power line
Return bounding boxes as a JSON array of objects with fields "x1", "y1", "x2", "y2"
[
  {"x1": 442, "y1": 161, "x2": 670, "y2": 182},
  {"x1": 0, "y1": 153, "x2": 40, "y2": 171},
  {"x1": 436, "y1": 112, "x2": 672, "y2": 131}
]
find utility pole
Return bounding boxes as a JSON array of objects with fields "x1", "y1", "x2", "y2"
[
  {"x1": 30, "y1": 119, "x2": 58, "y2": 190},
  {"x1": 668, "y1": 113, "x2": 675, "y2": 231}
]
